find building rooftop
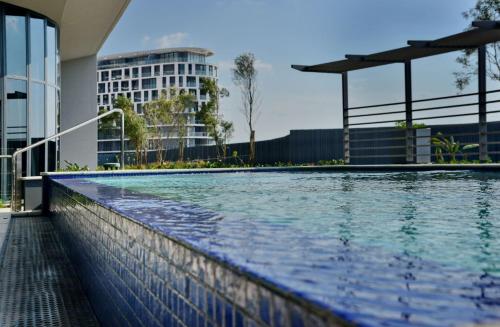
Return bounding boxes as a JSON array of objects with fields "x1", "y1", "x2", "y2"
[{"x1": 98, "y1": 47, "x2": 214, "y2": 61}]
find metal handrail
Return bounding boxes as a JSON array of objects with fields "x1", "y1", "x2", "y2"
[{"x1": 11, "y1": 108, "x2": 125, "y2": 211}]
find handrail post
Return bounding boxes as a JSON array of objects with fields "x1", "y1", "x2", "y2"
[
  {"x1": 478, "y1": 45, "x2": 488, "y2": 162},
  {"x1": 11, "y1": 152, "x2": 22, "y2": 212}
]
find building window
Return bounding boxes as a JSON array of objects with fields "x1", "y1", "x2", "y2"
[
  {"x1": 154, "y1": 65, "x2": 160, "y2": 76},
  {"x1": 200, "y1": 90, "x2": 207, "y2": 100},
  {"x1": 132, "y1": 67, "x2": 139, "y2": 78},
  {"x1": 101, "y1": 71, "x2": 109, "y2": 81},
  {"x1": 98, "y1": 83, "x2": 106, "y2": 93},
  {"x1": 6, "y1": 14, "x2": 27, "y2": 77},
  {"x1": 152, "y1": 90, "x2": 158, "y2": 100},
  {"x1": 46, "y1": 22, "x2": 57, "y2": 84},
  {"x1": 124, "y1": 68, "x2": 130, "y2": 79},
  {"x1": 121, "y1": 81, "x2": 129, "y2": 91},
  {"x1": 163, "y1": 64, "x2": 174, "y2": 75},
  {"x1": 132, "y1": 80, "x2": 139, "y2": 90},
  {"x1": 144, "y1": 91, "x2": 149, "y2": 102},
  {"x1": 134, "y1": 92, "x2": 141, "y2": 102},
  {"x1": 188, "y1": 64, "x2": 192, "y2": 75},
  {"x1": 195, "y1": 64, "x2": 206, "y2": 75},
  {"x1": 141, "y1": 66, "x2": 151, "y2": 77},
  {"x1": 178, "y1": 64, "x2": 185, "y2": 75},
  {"x1": 103, "y1": 94, "x2": 109, "y2": 105},
  {"x1": 169, "y1": 76, "x2": 175, "y2": 87},
  {"x1": 142, "y1": 78, "x2": 156, "y2": 89},
  {"x1": 208, "y1": 65, "x2": 214, "y2": 76},
  {"x1": 136, "y1": 103, "x2": 143, "y2": 114},
  {"x1": 6, "y1": 79, "x2": 28, "y2": 152},
  {"x1": 111, "y1": 69, "x2": 122, "y2": 80},
  {"x1": 30, "y1": 17, "x2": 45, "y2": 81},
  {"x1": 187, "y1": 76, "x2": 196, "y2": 88},
  {"x1": 162, "y1": 77, "x2": 167, "y2": 88},
  {"x1": 113, "y1": 82, "x2": 119, "y2": 92}
]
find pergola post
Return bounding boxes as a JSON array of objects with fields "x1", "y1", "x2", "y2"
[
  {"x1": 342, "y1": 72, "x2": 350, "y2": 164},
  {"x1": 478, "y1": 45, "x2": 488, "y2": 161},
  {"x1": 404, "y1": 60, "x2": 414, "y2": 163}
]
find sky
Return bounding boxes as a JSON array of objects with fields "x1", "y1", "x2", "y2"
[{"x1": 99, "y1": 0, "x2": 495, "y2": 143}]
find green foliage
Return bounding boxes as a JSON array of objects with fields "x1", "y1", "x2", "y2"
[
  {"x1": 62, "y1": 160, "x2": 89, "y2": 171},
  {"x1": 317, "y1": 159, "x2": 345, "y2": 166},
  {"x1": 170, "y1": 89, "x2": 196, "y2": 161},
  {"x1": 120, "y1": 158, "x2": 345, "y2": 170},
  {"x1": 143, "y1": 92, "x2": 173, "y2": 164},
  {"x1": 395, "y1": 121, "x2": 427, "y2": 129},
  {"x1": 197, "y1": 78, "x2": 234, "y2": 160},
  {"x1": 113, "y1": 95, "x2": 148, "y2": 165},
  {"x1": 455, "y1": 0, "x2": 500, "y2": 90},
  {"x1": 432, "y1": 132, "x2": 480, "y2": 163}
]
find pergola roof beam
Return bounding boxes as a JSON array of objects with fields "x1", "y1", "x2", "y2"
[{"x1": 292, "y1": 20, "x2": 500, "y2": 74}]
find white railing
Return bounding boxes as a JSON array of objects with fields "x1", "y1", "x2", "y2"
[{"x1": 11, "y1": 108, "x2": 125, "y2": 212}]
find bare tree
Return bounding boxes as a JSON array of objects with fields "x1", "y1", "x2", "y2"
[
  {"x1": 454, "y1": 0, "x2": 500, "y2": 91},
  {"x1": 232, "y1": 53, "x2": 260, "y2": 162}
]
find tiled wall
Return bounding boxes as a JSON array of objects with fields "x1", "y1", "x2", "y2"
[{"x1": 48, "y1": 180, "x2": 345, "y2": 327}]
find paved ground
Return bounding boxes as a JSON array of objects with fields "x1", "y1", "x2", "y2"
[{"x1": 0, "y1": 216, "x2": 99, "y2": 326}]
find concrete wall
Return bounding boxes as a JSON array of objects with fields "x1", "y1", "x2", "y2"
[{"x1": 60, "y1": 55, "x2": 97, "y2": 169}]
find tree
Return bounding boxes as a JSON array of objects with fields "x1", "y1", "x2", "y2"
[
  {"x1": 197, "y1": 77, "x2": 234, "y2": 160},
  {"x1": 170, "y1": 89, "x2": 195, "y2": 161},
  {"x1": 454, "y1": 0, "x2": 500, "y2": 91},
  {"x1": 232, "y1": 53, "x2": 260, "y2": 162},
  {"x1": 112, "y1": 95, "x2": 147, "y2": 165},
  {"x1": 143, "y1": 92, "x2": 173, "y2": 164}
]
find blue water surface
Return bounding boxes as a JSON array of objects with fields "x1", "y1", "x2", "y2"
[{"x1": 62, "y1": 170, "x2": 500, "y2": 326}]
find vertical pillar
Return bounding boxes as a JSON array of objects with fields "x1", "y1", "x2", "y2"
[
  {"x1": 342, "y1": 72, "x2": 350, "y2": 164},
  {"x1": 405, "y1": 61, "x2": 414, "y2": 163},
  {"x1": 478, "y1": 45, "x2": 488, "y2": 161}
]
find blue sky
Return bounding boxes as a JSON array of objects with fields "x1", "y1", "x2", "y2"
[{"x1": 100, "y1": 0, "x2": 493, "y2": 142}]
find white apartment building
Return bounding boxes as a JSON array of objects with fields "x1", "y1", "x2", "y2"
[{"x1": 97, "y1": 47, "x2": 217, "y2": 164}]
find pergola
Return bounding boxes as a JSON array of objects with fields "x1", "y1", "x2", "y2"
[{"x1": 292, "y1": 21, "x2": 500, "y2": 164}]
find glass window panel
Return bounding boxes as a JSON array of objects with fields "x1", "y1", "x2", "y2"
[
  {"x1": 30, "y1": 82, "x2": 45, "y2": 139},
  {"x1": 30, "y1": 17, "x2": 45, "y2": 80},
  {"x1": 6, "y1": 15, "x2": 27, "y2": 76},
  {"x1": 46, "y1": 86, "x2": 56, "y2": 136},
  {"x1": 47, "y1": 23, "x2": 57, "y2": 84},
  {"x1": 6, "y1": 79, "x2": 27, "y2": 152},
  {"x1": 30, "y1": 82, "x2": 45, "y2": 175},
  {"x1": 141, "y1": 66, "x2": 151, "y2": 77}
]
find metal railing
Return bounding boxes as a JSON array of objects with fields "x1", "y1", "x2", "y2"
[
  {"x1": 346, "y1": 88, "x2": 500, "y2": 163},
  {"x1": 11, "y1": 108, "x2": 125, "y2": 212}
]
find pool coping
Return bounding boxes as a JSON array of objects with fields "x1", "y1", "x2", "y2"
[{"x1": 41, "y1": 163, "x2": 500, "y2": 179}]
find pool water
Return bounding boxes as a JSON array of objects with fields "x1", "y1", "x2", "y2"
[{"x1": 87, "y1": 170, "x2": 500, "y2": 326}]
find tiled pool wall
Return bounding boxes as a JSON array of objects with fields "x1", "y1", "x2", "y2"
[{"x1": 46, "y1": 179, "x2": 347, "y2": 327}]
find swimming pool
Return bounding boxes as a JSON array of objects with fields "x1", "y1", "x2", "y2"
[{"x1": 47, "y1": 169, "x2": 500, "y2": 326}]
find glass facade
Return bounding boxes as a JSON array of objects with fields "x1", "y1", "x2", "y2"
[{"x1": 0, "y1": 3, "x2": 61, "y2": 200}]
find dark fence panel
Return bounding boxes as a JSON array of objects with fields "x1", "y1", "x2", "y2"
[
  {"x1": 289, "y1": 129, "x2": 343, "y2": 163},
  {"x1": 97, "y1": 121, "x2": 500, "y2": 165}
]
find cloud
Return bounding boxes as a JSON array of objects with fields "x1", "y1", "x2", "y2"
[
  {"x1": 142, "y1": 32, "x2": 188, "y2": 48},
  {"x1": 217, "y1": 58, "x2": 273, "y2": 72}
]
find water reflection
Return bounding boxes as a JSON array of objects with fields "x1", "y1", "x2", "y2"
[{"x1": 475, "y1": 178, "x2": 496, "y2": 274}]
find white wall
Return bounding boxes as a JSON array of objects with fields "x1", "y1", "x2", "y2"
[{"x1": 60, "y1": 55, "x2": 97, "y2": 169}]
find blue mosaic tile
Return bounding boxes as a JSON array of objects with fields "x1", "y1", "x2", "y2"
[
  {"x1": 215, "y1": 295, "x2": 224, "y2": 325},
  {"x1": 235, "y1": 310, "x2": 244, "y2": 327},
  {"x1": 225, "y1": 302, "x2": 234, "y2": 327}
]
